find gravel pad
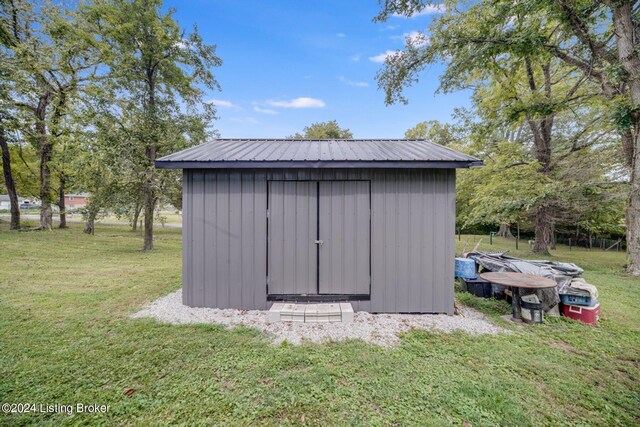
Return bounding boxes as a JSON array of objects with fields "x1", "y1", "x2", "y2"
[{"x1": 132, "y1": 290, "x2": 507, "y2": 347}]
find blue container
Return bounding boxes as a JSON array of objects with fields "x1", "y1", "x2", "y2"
[
  {"x1": 560, "y1": 294, "x2": 598, "y2": 307},
  {"x1": 455, "y1": 257, "x2": 477, "y2": 279}
]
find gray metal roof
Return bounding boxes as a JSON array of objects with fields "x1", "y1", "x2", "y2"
[{"x1": 156, "y1": 139, "x2": 482, "y2": 169}]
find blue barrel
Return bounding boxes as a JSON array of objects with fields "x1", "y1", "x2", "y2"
[{"x1": 455, "y1": 257, "x2": 477, "y2": 279}]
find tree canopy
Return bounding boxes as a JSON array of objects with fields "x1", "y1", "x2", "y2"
[
  {"x1": 289, "y1": 120, "x2": 353, "y2": 139},
  {"x1": 376, "y1": 0, "x2": 636, "y2": 264},
  {"x1": 0, "y1": 0, "x2": 222, "y2": 250}
]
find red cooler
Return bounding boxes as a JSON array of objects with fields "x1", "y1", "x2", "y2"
[{"x1": 562, "y1": 303, "x2": 600, "y2": 325}]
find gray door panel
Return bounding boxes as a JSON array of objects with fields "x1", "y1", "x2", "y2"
[
  {"x1": 318, "y1": 181, "x2": 370, "y2": 294},
  {"x1": 267, "y1": 181, "x2": 317, "y2": 295}
]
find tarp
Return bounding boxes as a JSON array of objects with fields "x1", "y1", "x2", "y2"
[{"x1": 467, "y1": 252, "x2": 585, "y2": 311}]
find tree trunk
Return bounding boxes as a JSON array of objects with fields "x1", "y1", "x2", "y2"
[
  {"x1": 143, "y1": 69, "x2": 157, "y2": 251},
  {"x1": 533, "y1": 204, "x2": 553, "y2": 255},
  {"x1": 143, "y1": 185, "x2": 155, "y2": 250},
  {"x1": 525, "y1": 59, "x2": 555, "y2": 254},
  {"x1": 84, "y1": 203, "x2": 98, "y2": 235},
  {"x1": 142, "y1": 143, "x2": 157, "y2": 250},
  {"x1": 626, "y1": 131, "x2": 640, "y2": 275},
  {"x1": 35, "y1": 94, "x2": 52, "y2": 230},
  {"x1": 496, "y1": 223, "x2": 513, "y2": 238},
  {"x1": 58, "y1": 174, "x2": 67, "y2": 229},
  {"x1": 610, "y1": 1, "x2": 640, "y2": 275},
  {"x1": 132, "y1": 200, "x2": 142, "y2": 232},
  {"x1": 0, "y1": 125, "x2": 20, "y2": 229},
  {"x1": 37, "y1": 122, "x2": 52, "y2": 230}
]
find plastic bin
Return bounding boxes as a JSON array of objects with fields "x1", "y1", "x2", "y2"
[
  {"x1": 463, "y1": 278, "x2": 492, "y2": 298},
  {"x1": 559, "y1": 294, "x2": 598, "y2": 307},
  {"x1": 562, "y1": 303, "x2": 600, "y2": 326},
  {"x1": 455, "y1": 258, "x2": 477, "y2": 279}
]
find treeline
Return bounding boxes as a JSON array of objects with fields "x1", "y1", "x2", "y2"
[
  {"x1": 404, "y1": 113, "x2": 626, "y2": 250},
  {"x1": 377, "y1": 0, "x2": 639, "y2": 274},
  {"x1": 0, "y1": 0, "x2": 221, "y2": 249}
]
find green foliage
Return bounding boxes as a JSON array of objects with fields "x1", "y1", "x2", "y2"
[
  {"x1": 458, "y1": 142, "x2": 546, "y2": 228},
  {"x1": 0, "y1": 3, "x2": 11, "y2": 47},
  {"x1": 1, "y1": 0, "x2": 221, "y2": 236},
  {"x1": 78, "y1": 0, "x2": 222, "y2": 233},
  {"x1": 612, "y1": 98, "x2": 640, "y2": 132},
  {"x1": 1, "y1": 0, "x2": 104, "y2": 227},
  {"x1": 389, "y1": 1, "x2": 627, "y2": 241},
  {"x1": 404, "y1": 120, "x2": 456, "y2": 145},
  {"x1": 405, "y1": 108, "x2": 626, "y2": 236},
  {"x1": 289, "y1": 120, "x2": 353, "y2": 139},
  {"x1": 6, "y1": 144, "x2": 38, "y2": 198}
]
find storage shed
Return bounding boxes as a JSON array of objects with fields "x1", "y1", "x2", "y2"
[{"x1": 156, "y1": 139, "x2": 481, "y2": 314}]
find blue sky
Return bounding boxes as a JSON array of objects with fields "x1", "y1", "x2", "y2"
[{"x1": 167, "y1": 0, "x2": 471, "y2": 138}]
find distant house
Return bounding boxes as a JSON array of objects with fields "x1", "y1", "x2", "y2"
[
  {"x1": 64, "y1": 194, "x2": 89, "y2": 210},
  {"x1": 0, "y1": 195, "x2": 11, "y2": 210},
  {"x1": 0, "y1": 195, "x2": 25, "y2": 210}
]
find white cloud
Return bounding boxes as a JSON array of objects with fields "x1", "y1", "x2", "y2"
[
  {"x1": 266, "y1": 97, "x2": 326, "y2": 108},
  {"x1": 368, "y1": 50, "x2": 402, "y2": 63},
  {"x1": 175, "y1": 39, "x2": 189, "y2": 50},
  {"x1": 336, "y1": 32, "x2": 346, "y2": 38},
  {"x1": 415, "y1": 4, "x2": 446, "y2": 15},
  {"x1": 392, "y1": 4, "x2": 445, "y2": 18},
  {"x1": 338, "y1": 76, "x2": 369, "y2": 87},
  {"x1": 380, "y1": 25, "x2": 398, "y2": 31},
  {"x1": 254, "y1": 106, "x2": 279, "y2": 114},
  {"x1": 207, "y1": 99, "x2": 240, "y2": 109},
  {"x1": 350, "y1": 54, "x2": 361, "y2": 62},
  {"x1": 229, "y1": 117, "x2": 259, "y2": 125},
  {"x1": 404, "y1": 31, "x2": 429, "y2": 47},
  {"x1": 390, "y1": 30, "x2": 428, "y2": 44}
]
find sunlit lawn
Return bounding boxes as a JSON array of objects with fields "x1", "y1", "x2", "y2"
[{"x1": 0, "y1": 224, "x2": 638, "y2": 425}]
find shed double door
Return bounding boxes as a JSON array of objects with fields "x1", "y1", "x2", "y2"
[{"x1": 267, "y1": 180, "x2": 370, "y2": 297}]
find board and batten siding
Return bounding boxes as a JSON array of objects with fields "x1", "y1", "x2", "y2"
[{"x1": 182, "y1": 168, "x2": 456, "y2": 314}]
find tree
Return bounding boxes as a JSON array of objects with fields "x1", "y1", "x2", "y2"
[
  {"x1": 289, "y1": 120, "x2": 353, "y2": 139},
  {"x1": 0, "y1": 0, "x2": 19, "y2": 229},
  {"x1": 0, "y1": 124, "x2": 20, "y2": 230},
  {"x1": 376, "y1": 0, "x2": 640, "y2": 271},
  {"x1": 405, "y1": 120, "x2": 456, "y2": 145},
  {"x1": 4, "y1": 0, "x2": 100, "y2": 230},
  {"x1": 405, "y1": 104, "x2": 624, "y2": 253},
  {"x1": 375, "y1": 0, "x2": 627, "y2": 255},
  {"x1": 88, "y1": 0, "x2": 221, "y2": 250}
]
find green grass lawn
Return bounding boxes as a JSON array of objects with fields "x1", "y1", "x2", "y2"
[{"x1": 0, "y1": 225, "x2": 638, "y2": 426}]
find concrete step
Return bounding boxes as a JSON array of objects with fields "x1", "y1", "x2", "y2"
[{"x1": 268, "y1": 302, "x2": 354, "y2": 323}]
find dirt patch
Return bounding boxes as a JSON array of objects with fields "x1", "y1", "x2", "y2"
[{"x1": 545, "y1": 340, "x2": 579, "y2": 354}]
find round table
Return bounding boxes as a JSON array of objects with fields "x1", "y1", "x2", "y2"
[{"x1": 479, "y1": 272, "x2": 557, "y2": 320}]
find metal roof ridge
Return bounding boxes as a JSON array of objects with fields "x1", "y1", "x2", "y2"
[{"x1": 155, "y1": 138, "x2": 483, "y2": 167}]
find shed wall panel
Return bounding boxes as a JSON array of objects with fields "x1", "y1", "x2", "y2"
[
  {"x1": 267, "y1": 181, "x2": 317, "y2": 295},
  {"x1": 241, "y1": 172, "x2": 255, "y2": 308},
  {"x1": 182, "y1": 171, "x2": 193, "y2": 305},
  {"x1": 182, "y1": 168, "x2": 455, "y2": 313},
  {"x1": 203, "y1": 172, "x2": 216, "y2": 307},
  {"x1": 191, "y1": 171, "x2": 205, "y2": 305},
  {"x1": 318, "y1": 180, "x2": 370, "y2": 295}
]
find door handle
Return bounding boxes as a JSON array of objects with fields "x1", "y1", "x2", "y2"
[{"x1": 314, "y1": 240, "x2": 324, "y2": 246}]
